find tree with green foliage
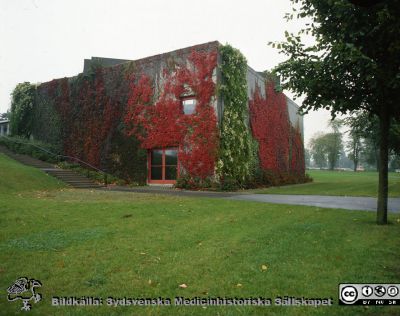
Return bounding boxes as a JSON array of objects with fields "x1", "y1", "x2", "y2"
[
  {"x1": 310, "y1": 129, "x2": 343, "y2": 170},
  {"x1": 347, "y1": 130, "x2": 362, "y2": 171},
  {"x1": 10, "y1": 82, "x2": 36, "y2": 138},
  {"x1": 271, "y1": 0, "x2": 400, "y2": 224},
  {"x1": 327, "y1": 120, "x2": 343, "y2": 170},
  {"x1": 325, "y1": 133, "x2": 343, "y2": 170},
  {"x1": 309, "y1": 133, "x2": 327, "y2": 169},
  {"x1": 344, "y1": 115, "x2": 364, "y2": 171},
  {"x1": 344, "y1": 111, "x2": 400, "y2": 171},
  {"x1": 389, "y1": 155, "x2": 400, "y2": 171}
]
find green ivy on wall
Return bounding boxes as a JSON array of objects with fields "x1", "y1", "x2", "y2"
[
  {"x1": 217, "y1": 44, "x2": 257, "y2": 186},
  {"x1": 32, "y1": 90, "x2": 62, "y2": 151}
]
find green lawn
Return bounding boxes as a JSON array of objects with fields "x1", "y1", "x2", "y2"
[
  {"x1": 1, "y1": 154, "x2": 399, "y2": 315},
  {"x1": 254, "y1": 170, "x2": 400, "y2": 197}
]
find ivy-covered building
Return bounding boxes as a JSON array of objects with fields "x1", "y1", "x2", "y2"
[{"x1": 31, "y1": 41, "x2": 305, "y2": 187}]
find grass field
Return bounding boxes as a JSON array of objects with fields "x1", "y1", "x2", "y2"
[
  {"x1": 254, "y1": 170, "x2": 400, "y2": 197},
  {"x1": 1, "y1": 154, "x2": 399, "y2": 315}
]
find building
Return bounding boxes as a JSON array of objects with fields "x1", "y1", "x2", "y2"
[
  {"x1": 31, "y1": 41, "x2": 305, "y2": 186},
  {"x1": 0, "y1": 120, "x2": 10, "y2": 136}
]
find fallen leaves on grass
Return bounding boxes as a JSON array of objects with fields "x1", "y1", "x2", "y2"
[
  {"x1": 261, "y1": 264, "x2": 268, "y2": 271},
  {"x1": 57, "y1": 260, "x2": 65, "y2": 268}
]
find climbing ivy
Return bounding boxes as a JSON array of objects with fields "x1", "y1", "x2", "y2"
[
  {"x1": 124, "y1": 50, "x2": 219, "y2": 180},
  {"x1": 217, "y1": 44, "x2": 257, "y2": 186}
]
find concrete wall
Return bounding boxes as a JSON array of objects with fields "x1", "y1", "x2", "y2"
[
  {"x1": 286, "y1": 96, "x2": 304, "y2": 138},
  {"x1": 39, "y1": 41, "x2": 303, "y2": 140},
  {"x1": 247, "y1": 66, "x2": 266, "y2": 100},
  {"x1": 103, "y1": 41, "x2": 221, "y2": 121},
  {"x1": 246, "y1": 65, "x2": 303, "y2": 137},
  {"x1": 83, "y1": 57, "x2": 132, "y2": 73}
]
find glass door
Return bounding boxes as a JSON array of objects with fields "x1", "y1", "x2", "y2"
[{"x1": 149, "y1": 148, "x2": 178, "y2": 184}]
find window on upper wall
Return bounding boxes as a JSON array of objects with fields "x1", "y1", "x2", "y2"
[{"x1": 182, "y1": 98, "x2": 196, "y2": 115}]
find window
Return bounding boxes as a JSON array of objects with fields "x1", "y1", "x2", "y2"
[
  {"x1": 164, "y1": 149, "x2": 178, "y2": 180},
  {"x1": 150, "y1": 149, "x2": 163, "y2": 180},
  {"x1": 182, "y1": 98, "x2": 196, "y2": 115},
  {"x1": 149, "y1": 148, "x2": 178, "y2": 183}
]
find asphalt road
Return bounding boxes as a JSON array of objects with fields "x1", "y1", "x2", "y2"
[
  {"x1": 227, "y1": 194, "x2": 400, "y2": 212},
  {"x1": 105, "y1": 186, "x2": 400, "y2": 212}
]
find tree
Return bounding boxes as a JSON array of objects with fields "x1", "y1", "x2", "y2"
[
  {"x1": 338, "y1": 150, "x2": 353, "y2": 169},
  {"x1": 389, "y1": 155, "x2": 400, "y2": 171},
  {"x1": 344, "y1": 115, "x2": 365, "y2": 171},
  {"x1": 10, "y1": 82, "x2": 36, "y2": 138},
  {"x1": 309, "y1": 133, "x2": 327, "y2": 169},
  {"x1": 347, "y1": 131, "x2": 362, "y2": 171},
  {"x1": 271, "y1": 0, "x2": 400, "y2": 224},
  {"x1": 0, "y1": 112, "x2": 10, "y2": 120},
  {"x1": 362, "y1": 137, "x2": 379, "y2": 170},
  {"x1": 327, "y1": 120, "x2": 343, "y2": 170},
  {"x1": 304, "y1": 147, "x2": 311, "y2": 168},
  {"x1": 310, "y1": 131, "x2": 343, "y2": 170},
  {"x1": 344, "y1": 111, "x2": 400, "y2": 170}
]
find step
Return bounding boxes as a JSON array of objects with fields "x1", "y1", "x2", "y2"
[
  {"x1": 63, "y1": 181, "x2": 99, "y2": 185},
  {"x1": 48, "y1": 172, "x2": 90, "y2": 175},
  {"x1": 47, "y1": 174, "x2": 98, "y2": 178},
  {"x1": 67, "y1": 183, "x2": 103, "y2": 187},
  {"x1": 47, "y1": 175, "x2": 99, "y2": 181},
  {"x1": 53, "y1": 177, "x2": 94, "y2": 180},
  {"x1": 45, "y1": 172, "x2": 87, "y2": 176},
  {"x1": 0, "y1": 149, "x2": 102, "y2": 189}
]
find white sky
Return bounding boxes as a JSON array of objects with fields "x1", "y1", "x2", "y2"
[{"x1": 0, "y1": 0, "x2": 332, "y2": 145}]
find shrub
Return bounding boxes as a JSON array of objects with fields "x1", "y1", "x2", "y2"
[
  {"x1": 219, "y1": 177, "x2": 240, "y2": 191},
  {"x1": 175, "y1": 175, "x2": 214, "y2": 190},
  {"x1": 0, "y1": 136, "x2": 60, "y2": 163},
  {"x1": 10, "y1": 82, "x2": 36, "y2": 138}
]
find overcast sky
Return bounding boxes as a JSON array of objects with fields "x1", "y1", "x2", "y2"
[{"x1": 0, "y1": 0, "x2": 334, "y2": 146}]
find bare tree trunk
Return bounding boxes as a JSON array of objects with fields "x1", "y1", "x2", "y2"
[
  {"x1": 377, "y1": 107, "x2": 390, "y2": 225},
  {"x1": 353, "y1": 141, "x2": 358, "y2": 172}
]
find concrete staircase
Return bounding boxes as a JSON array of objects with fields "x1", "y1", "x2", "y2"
[
  {"x1": 42, "y1": 168, "x2": 104, "y2": 189},
  {"x1": 0, "y1": 145, "x2": 103, "y2": 189}
]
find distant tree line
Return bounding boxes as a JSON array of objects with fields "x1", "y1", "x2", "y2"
[{"x1": 307, "y1": 113, "x2": 400, "y2": 172}]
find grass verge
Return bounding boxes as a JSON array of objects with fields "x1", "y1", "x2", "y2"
[
  {"x1": 1, "y1": 156, "x2": 399, "y2": 315},
  {"x1": 253, "y1": 170, "x2": 400, "y2": 197}
]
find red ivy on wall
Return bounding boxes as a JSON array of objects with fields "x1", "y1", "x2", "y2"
[
  {"x1": 124, "y1": 50, "x2": 218, "y2": 179},
  {"x1": 290, "y1": 126, "x2": 305, "y2": 175},
  {"x1": 250, "y1": 82, "x2": 290, "y2": 173},
  {"x1": 249, "y1": 81, "x2": 304, "y2": 176}
]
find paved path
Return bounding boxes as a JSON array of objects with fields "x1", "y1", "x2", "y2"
[
  {"x1": 227, "y1": 194, "x2": 400, "y2": 212},
  {"x1": 103, "y1": 186, "x2": 400, "y2": 212}
]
